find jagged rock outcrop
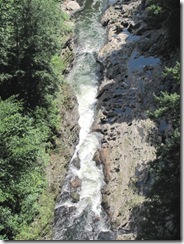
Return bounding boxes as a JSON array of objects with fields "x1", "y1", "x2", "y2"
[
  {"x1": 92, "y1": 0, "x2": 176, "y2": 240},
  {"x1": 47, "y1": 0, "x2": 80, "y2": 212},
  {"x1": 47, "y1": 83, "x2": 80, "y2": 199}
]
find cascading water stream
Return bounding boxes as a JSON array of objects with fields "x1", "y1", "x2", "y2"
[{"x1": 53, "y1": 0, "x2": 114, "y2": 240}]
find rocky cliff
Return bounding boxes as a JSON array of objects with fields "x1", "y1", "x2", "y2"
[
  {"x1": 92, "y1": 0, "x2": 179, "y2": 240},
  {"x1": 50, "y1": 0, "x2": 179, "y2": 240},
  {"x1": 44, "y1": 3, "x2": 81, "y2": 239}
]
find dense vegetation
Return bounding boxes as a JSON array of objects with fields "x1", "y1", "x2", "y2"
[
  {"x1": 0, "y1": 0, "x2": 71, "y2": 240},
  {"x1": 134, "y1": 0, "x2": 180, "y2": 239},
  {"x1": 146, "y1": 0, "x2": 180, "y2": 48},
  {"x1": 0, "y1": 0, "x2": 180, "y2": 241}
]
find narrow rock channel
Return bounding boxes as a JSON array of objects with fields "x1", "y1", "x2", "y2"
[
  {"x1": 54, "y1": 0, "x2": 179, "y2": 240},
  {"x1": 53, "y1": 0, "x2": 114, "y2": 240}
]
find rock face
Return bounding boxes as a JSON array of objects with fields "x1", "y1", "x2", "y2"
[
  {"x1": 47, "y1": 83, "x2": 80, "y2": 199},
  {"x1": 47, "y1": 29, "x2": 80, "y2": 210},
  {"x1": 61, "y1": 0, "x2": 81, "y2": 16},
  {"x1": 92, "y1": 0, "x2": 176, "y2": 240}
]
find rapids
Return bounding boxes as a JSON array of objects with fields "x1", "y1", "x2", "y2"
[{"x1": 53, "y1": 0, "x2": 114, "y2": 240}]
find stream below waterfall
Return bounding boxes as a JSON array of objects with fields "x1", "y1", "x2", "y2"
[{"x1": 53, "y1": 0, "x2": 114, "y2": 240}]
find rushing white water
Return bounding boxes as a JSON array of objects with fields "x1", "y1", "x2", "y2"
[
  {"x1": 53, "y1": 0, "x2": 114, "y2": 240},
  {"x1": 66, "y1": 0, "x2": 106, "y2": 217}
]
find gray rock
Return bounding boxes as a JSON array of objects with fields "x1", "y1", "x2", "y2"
[
  {"x1": 97, "y1": 230, "x2": 115, "y2": 240},
  {"x1": 71, "y1": 192, "x2": 80, "y2": 202},
  {"x1": 66, "y1": 1, "x2": 81, "y2": 12},
  {"x1": 61, "y1": 0, "x2": 81, "y2": 16},
  {"x1": 72, "y1": 155, "x2": 81, "y2": 169},
  {"x1": 108, "y1": 0, "x2": 117, "y2": 6},
  {"x1": 93, "y1": 0, "x2": 168, "y2": 239}
]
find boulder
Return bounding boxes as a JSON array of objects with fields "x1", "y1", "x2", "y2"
[
  {"x1": 70, "y1": 176, "x2": 81, "y2": 188},
  {"x1": 71, "y1": 192, "x2": 80, "y2": 203},
  {"x1": 72, "y1": 155, "x2": 81, "y2": 169},
  {"x1": 61, "y1": 0, "x2": 81, "y2": 16},
  {"x1": 66, "y1": 1, "x2": 81, "y2": 12}
]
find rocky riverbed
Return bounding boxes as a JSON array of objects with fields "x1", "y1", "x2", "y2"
[
  {"x1": 53, "y1": 0, "x2": 179, "y2": 240},
  {"x1": 91, "y1": 0, "x2": 178, "y2": 240}
]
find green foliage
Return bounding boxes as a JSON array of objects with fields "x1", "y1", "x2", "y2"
[
  {"x1": 151, "y1": 92, "x2": 180, "y2": 124},
  {"x1": 0, "y1": 0, "x2": 72, "y2": 240},
  {"x1": 145, "y1": 0, "x2": 180, "y2": 48},
  {"x1": 0, "y1": 98, "x2": 49, "y2": 240},
  {"x1": 163, "y1": 62, "x2": 180, "y2": 82},
  {"x1": 15, "y1": 191, "x2": 55, "y2": 240},
  {"x1": 151, "y1": 62, "x2": 180, "y2": 125},
  {"x1": 0, "y1": 0, "x2": 67, "y2": 108},
  {"x1": 147, "y1": 4, "x2": 163, "y2": 17}
]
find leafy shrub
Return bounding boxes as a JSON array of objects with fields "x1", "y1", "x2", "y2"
[
  {"x1": 147, "y1": 4, "x2": 162, "y2": 16},
  {"x1": 145, "y1": 0, "x2": 180, "y2": 48}
]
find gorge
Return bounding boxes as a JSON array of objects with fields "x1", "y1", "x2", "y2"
[
  {"x1": 0, "y1": 0, "x2": 179, "y2": 240},
  {"x1": 53, "y1": 0, "x2": 114, "y2": 240},
  {"x1": 54, "y1": 0, "x2": 180, "y2": 240}
]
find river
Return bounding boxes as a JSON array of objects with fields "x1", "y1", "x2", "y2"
[{"x1": 53, "y1": 0, "x2": 114, "y2": 240}]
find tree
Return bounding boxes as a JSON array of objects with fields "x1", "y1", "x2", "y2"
[
  {"x1": 0, "y1": 0, "x2": 70, "y2": 239},
  {"x1": 0, "y1": 97, "x2": 48, "y2": 239},
  {"x1": 145, "y1": 0, "x2": 180, "y2": 48},
  {"x1": 0, "y1": 0, "x2": 66, "y2": 108}
]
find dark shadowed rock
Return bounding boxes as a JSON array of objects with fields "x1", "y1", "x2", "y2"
[
  {"x1": 97, "y1": 231, "x2": 115, "y2": 240},
  {"x1": 72, "y1": 155, "x2": 81, "y2": 169},
  {"x1": 70, "y1": 192, "x2": 80, "y2": 202}
]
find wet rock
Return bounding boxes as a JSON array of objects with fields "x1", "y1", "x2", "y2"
[
  {"x1": 96, "y1": 89, "x2": 106, "y2": 99},
  {"x1": 56, "y1": 191, "x2": 70, "y2": 203},
  {"x1": 95, "y1": 216, "x2": 102, "y2": 224},
  {"x1": 70, "y1": 192, "x2": 80, "y2": 202},
  {"x1": 127, "y1": 22, "x2": 141, "y2": 32},
  {"x1": 72, "y1": 155, "x2": 81, "y2": 169},
  {"x1": 97, "y1": 230, "x2": 115, "y2": 240},
  {"x1": 121, "y1": 20, "x2": 129, "y2": 28},
  {"x1": 54, "y1": 209, "x2": 91, "y2": 240},
  {"x1": 55, "y1": 0, "x2": 178, "y2": 241},
  {"x1": 70, "y1": 176, "x2": 81, "y2": 188},
  {"x1": 101, "y1": 6, "x2": 115, "y2": 27},
  {"x1": 60, "y1": 85, "x2": 80, "y2": 153}
]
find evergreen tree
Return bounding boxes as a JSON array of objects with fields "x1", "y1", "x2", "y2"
[
  {"x1": 0, "y1": 0, "x2": 70, "y2": 239},
  {"x1": 145, "y1": 0, "x2": 180, "y2": 48},
  {"x1": 0, "y1": 0, "x2": 65, "y2": 108}
]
